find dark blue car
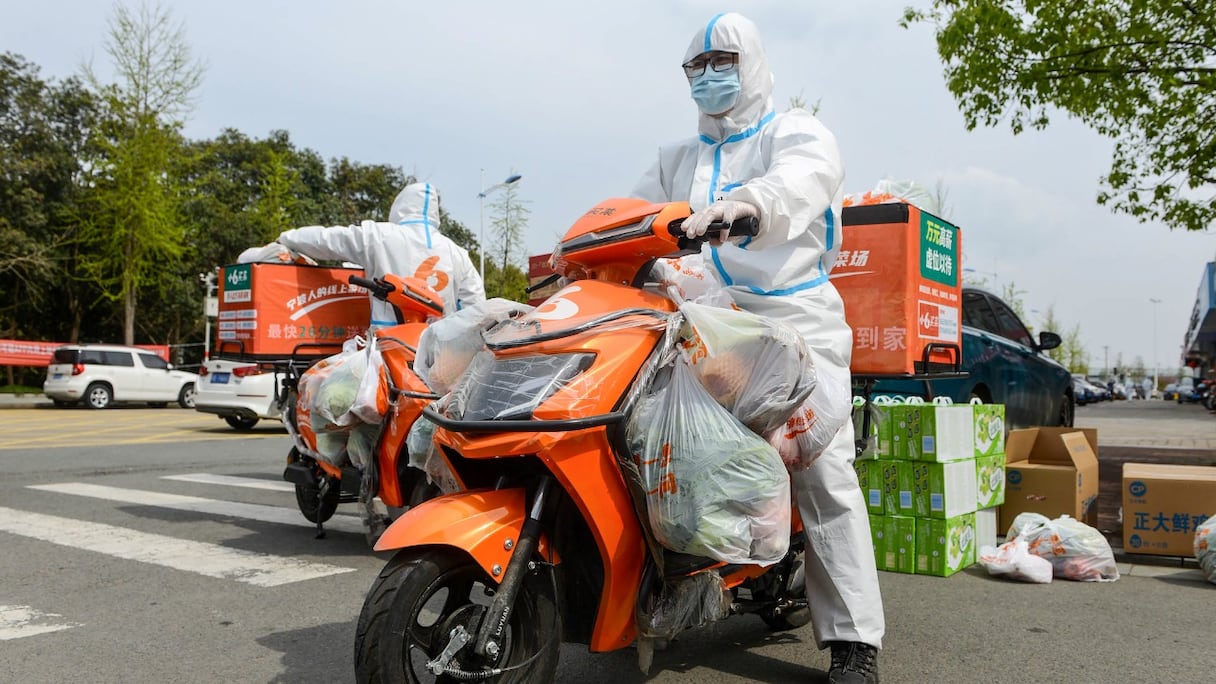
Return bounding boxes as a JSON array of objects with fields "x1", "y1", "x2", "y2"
[{"x1": 864, "y1": 287, "x2": 1074, "y2": 429}]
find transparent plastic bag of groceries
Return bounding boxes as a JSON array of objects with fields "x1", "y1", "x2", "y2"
[
  {"x1": 295, "y1": 337, "x2": 368, "y2": 466},
  {"x1": 626, "y1": 358, "x2": 791, "y2": 565},
  {"x1": 978, "y1": 537, "x2": 1053, "y2": 584},
  {"x1": 764, "y1": 361, "x2": 853, "y2": 472},
  {"x1": 414, "y1": 298, "x2": 534, "y2": 395},
  {"x1": 1195, "y1": 515, "x2": 1216, "y2": 584},
  {"x1": 678, "y1": 299, "x2": 816, "y2": 436},
  {"x1": 1007, "y1": 512, "x2": 1120, "y2": 582}
]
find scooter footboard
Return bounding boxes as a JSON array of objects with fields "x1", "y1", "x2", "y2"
[{"x1": 373, "y1": 488, "x2": 559, "y2": 580}]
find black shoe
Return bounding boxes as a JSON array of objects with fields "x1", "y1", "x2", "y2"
[{"x1": 827, "y1": 641, "x2": 878, "y2": 684}]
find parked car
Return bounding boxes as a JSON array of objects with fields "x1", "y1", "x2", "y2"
[
  {"x1": 1073, "y1": 376, "x2": 1097, "y2": 406},
  {"x1": 1164, "y1": 377, "x2": 1195, "y2": 402},
  {"x1": 194, "y1": 357, "x2": 284, "y2": 430},
  {"x1": 43, "y1": 344, "x2": 197, "y2": 410},
  {"x1": 869, "y1": 287, "x2": 1074, "y2": 429}
]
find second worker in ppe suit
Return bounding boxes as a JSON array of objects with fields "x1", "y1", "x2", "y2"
[
  {"x1": 631, "y1": 13, "x2": 883, "y2": 684},
  {"x1": 243, "y1": 181, "x2": 485, "y2": 329}
]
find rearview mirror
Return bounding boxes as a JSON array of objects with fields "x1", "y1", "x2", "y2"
[{"x1": 1037, "y1": 331, "x2": 1062, "y2": 351}]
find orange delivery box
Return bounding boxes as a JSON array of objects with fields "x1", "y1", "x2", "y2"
[
  {"x1": 217, "y1": 262, "x2": 370, "y2": 359},
  {"x1": 834, "y1": 202, "x2": 962, "y2": 375}
]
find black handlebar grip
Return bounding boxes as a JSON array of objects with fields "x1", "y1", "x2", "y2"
[{"x1": 668, "y1": 215, "x2": 760, "y2": 239}]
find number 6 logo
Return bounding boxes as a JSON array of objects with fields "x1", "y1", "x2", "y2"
[{"x1": 530, "y1": 285, "x2": 582, "y2": 321}]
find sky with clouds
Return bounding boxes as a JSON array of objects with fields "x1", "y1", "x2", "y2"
[{"x1": 5, "y1": 0, "x2": 1213, "y2": 376}]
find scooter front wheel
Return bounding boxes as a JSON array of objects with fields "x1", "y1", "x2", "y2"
[
  {"x1": 295, "y1": 482, "x2": 339, "y2": 524},
  {"x1": 354, "y1": 547, "x2": 560, "y2": 684}
]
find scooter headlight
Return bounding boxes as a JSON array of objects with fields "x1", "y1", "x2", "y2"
[{"x1": 447, "y1": 352, "x2": 595, "y2": 421}]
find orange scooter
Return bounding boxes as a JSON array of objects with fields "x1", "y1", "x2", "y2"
[
  {"x1": 282, "y1": 273, "x2": 445, "y2": 540},
  {"x1": 354, "y1": 200, "x2": 810, "y2": 682}
]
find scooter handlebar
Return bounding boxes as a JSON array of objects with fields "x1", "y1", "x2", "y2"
[
  {"x1": 666, "y1": 215, "x2": 759, "y2": 247},
  {"x1": 349, "y1": 275, "x2": 395, "y2": 301}
]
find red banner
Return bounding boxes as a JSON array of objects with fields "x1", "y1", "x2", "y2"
[{"x1": 0, "y1": 340, "x2": 170, "y2": 367}]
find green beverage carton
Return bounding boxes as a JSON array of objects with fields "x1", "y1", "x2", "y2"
[
  {"x1": 874, "y1": 515, "x2": 917, "y2": 574},
  {"x1": 915, "y1": 513, "x2": 977, "y2": 577},
  {"x1": 868, "y1": 514, "x2": 885, "y2": 569},
  {"x1": 905, "y1": 400, "x2": 975, "y2": 462},
  {"x1": 855, "y1": 458, "x2": 884, "y2": 514},
  {"x1": 972, "y1": 402, "x2": 1006, "y2": 458},
  {"x1": 911, "y1": 459, "x2": 979, "y2": 519},
  {"x1": 975, "y1": 453, "x2": 1006, "y2": 508},
  {"x1": 890, "y1": 461, "x2": 916, "y2": 516},
  {"x1": 888, "y1": 404, "x2": 914, "y2": 460}
]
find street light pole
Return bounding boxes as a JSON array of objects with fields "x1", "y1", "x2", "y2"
[
  {"x1": 1150, "y1": 297, "x2": 1162, "y2": 395},
  {"x1": 478, "y1": 172, "x2": 523, "y2": 281}
]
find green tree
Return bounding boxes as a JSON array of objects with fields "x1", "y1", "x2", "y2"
[
  {"x1": 80, "y1": 1, "x2": 204, "y2": 345},
  {"x1": 902, "y1": 2, "x2": 1216, "y2": 232},
  {"x1": 486, "y1": 185, "x2": 531, "y2": 300}
]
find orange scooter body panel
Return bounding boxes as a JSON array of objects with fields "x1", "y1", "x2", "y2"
[{"x1": 371, "y1": 322, "x2": 432, "y2": 508}]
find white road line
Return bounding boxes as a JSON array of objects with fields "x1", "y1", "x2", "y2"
[
  {"x1": 0, "y1": 605, "x2": 81, "y2": 641},
  {"x1": 28, "y1": 482, "x2": 364, "y2": 535},
  {"x1": 0, "y1": 507, "x2": 355, "y2": 587},
  {"x1": 162, "y1": 473, "x2": 295, "y2": 492}
]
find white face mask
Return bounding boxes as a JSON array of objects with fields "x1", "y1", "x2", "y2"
[{"x1": 690, "y1": 70, "x2": 741, "y2": 115}]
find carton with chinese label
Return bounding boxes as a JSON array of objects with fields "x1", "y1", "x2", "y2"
[
  {"x1": 854, "y1": 458, "x2": 885, "y2": 515},
  {"x1": 903, "y1": 400, "x2": 975, "y2": 462},
  {"x1": 883, "y1": 460, "x2": 915, "y2": 516},
  {"x1": 999, "y1": 427, "x2": 1099, "y2": 532},
  {"x1": 1122, "y1": 463, "x2": 1216, "y2": 556},
  {"x1": 972, "y1": 402, "x2": 1005, "y2": 458},
  {"x1": 910, "y1": 459, "x2": 979, "y2": 519},
  {"x1": 975, "y1": 453, "x2": 1006, "y2": 508},
  {"x1": 217, "y1": 263, "x2": 369, "y2": 359},
  {"x1": 871, "y1": 515, "x2": 916, "y2": 574},
  {"x1": 915, "y1": 513, "x2": 976, "y2": 577},
  {"x1": 836, "y1": 202, "x2": 962, "y2": 375}
]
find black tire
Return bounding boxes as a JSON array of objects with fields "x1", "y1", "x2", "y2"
[
  {"x1": 295, "y1": 481, "x2": 340, "y2": 524},
  {"x1": 758, "y1": 553, "x2": 812, "y2": 631},
  {"x1": 354, "y1": 547, "x2": 560, "y2": 684},
  {"x1": 1059, "y1": 395, "x2": 1075, "y2": 427},
  {"x1": 85, "y1": 383, "x2": 112, "y2": 410},
  {"x1": 178, "y1": 383, "x2": 196, "y2": 409},
  {"x1": 225, "y1": 414, "x2": 260, "y2": 430},
  {"x1": 51, "y1": 399, "x2": 77, "y2": 408}
]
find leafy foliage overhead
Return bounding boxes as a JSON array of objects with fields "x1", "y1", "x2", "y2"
[{"x1": 903, "y1": 1, "x2": 1216, "y2": 231}]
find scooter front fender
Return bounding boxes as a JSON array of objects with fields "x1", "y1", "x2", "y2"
[{"x1": 373, "y1": 488, "x2": 557, "y2": 581}]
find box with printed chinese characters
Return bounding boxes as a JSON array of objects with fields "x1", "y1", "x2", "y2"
[
  {"x1": 1122, "y1": 463, "x2": 1216, "y2": 556},
  {"x1": 835, "y1": 202, "x2": 962, "y2": 375},
  {"x1": 217, "y1": 263, "x2": 368, "y2": 359}
]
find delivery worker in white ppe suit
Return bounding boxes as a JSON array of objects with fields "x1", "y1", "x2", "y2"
[
  {"x1": 242, "y1": 182, "x2": 485, "y2": 328},
  {"x1": 631, "y1": 13, "x2": 883, "y2": 684}
]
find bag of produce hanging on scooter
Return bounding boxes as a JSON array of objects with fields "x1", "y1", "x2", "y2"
[
  {"x1": 295, "y1": 337, "x2": 369, "y2": 466},
  {"x1": 678, "y1": 300, "x2": 816, "y2": 436},
  {"x1": 764, "y1": 359, "x2": 853, "y2": 472},
  {"x1": 627, "y1": 357, "x2": 792, "y2": 565},
  {"x1": 415, "y1": 298, "x2": 534, "y2": 395}
]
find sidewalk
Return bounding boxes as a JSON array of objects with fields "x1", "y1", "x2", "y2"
[{"x1": 0, "y1": 393, "x2": 51, "y2": 408}]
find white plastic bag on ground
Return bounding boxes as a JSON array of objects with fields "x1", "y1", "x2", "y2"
[
  {"x1": 1008, "y1": 512, "x2": 1120, "y2": 582},
  {"x1": 415, "y1": 298, "x2": 533, "y2": 395},
  {"x1": 627, "y1": 358, "x2": 791, "y2": 565},
  {"x1": 978, "y1": 538, "x2": 1053, "y2": 584},
  {"x1": 1195, "y1": 515, "x2": 1216, "y2": 584},
  {"x1": 678, "y1": 300, "x2": 816, "y2": 436}
]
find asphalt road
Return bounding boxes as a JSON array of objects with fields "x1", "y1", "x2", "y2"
[{"x1": 0, "y1": 403, "x2": 1211, "y2": 683}]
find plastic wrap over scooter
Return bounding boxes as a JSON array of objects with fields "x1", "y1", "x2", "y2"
[
  {"x1": 415, "y1": 298, "x2": 534, "y2": 395},
  {"x1": 678, "y1": 300, "x2": 816, "y2": 436},
  {"x1": 627, "y1": 358, "x2": 792, "y2": 565}
]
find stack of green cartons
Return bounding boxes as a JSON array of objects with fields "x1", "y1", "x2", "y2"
[{"x1": 854, "y1": 399, "x2": 1006, "y2": 578}]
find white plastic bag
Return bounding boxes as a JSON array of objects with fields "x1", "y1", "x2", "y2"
[
  {"x1": 1195, "y1": 515, "x2": 1216, "y2": 584},
  {"x1": 649, "y1": 252, "x2": 724, "y2": 303},
  {"x1": 978, "y1": 538, "x2": 1053, "y2": 584},
  {"x1": 295, "y1": 337, "x2": 368, "y2": 465},
  {"x1": 627, "y1": 358, "x2": 791, "y2": 565},
  {"x1": 415, "y1": 298, "x2": 533, "y2": 395},
  {"x1": 678, "y1": 300, "x2": 816, "y2": 436},
  {"x1": 350, "y1": 341, "x2": 385, "y2": 425},
  {"x1": 1008, "y1": 513, "x2": 1120, "y2": 582},
  {"x1": 765, "y1": 363, "x2": 853, "y2": 471}
]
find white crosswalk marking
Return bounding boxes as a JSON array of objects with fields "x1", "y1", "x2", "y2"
[
  {"x1": 0, "y1": 605, "x2": 80, "y2": 641},
  {"x1": 161, "y1": 473, "x2": 295, "y2": 492},
  {"x1": 0, "y1": 507, "x2": 356, "y2": 587},
  {"x1": 29, "y1": 482, "x2": 364, "y2": 535}
]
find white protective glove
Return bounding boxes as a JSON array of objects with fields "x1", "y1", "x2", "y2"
[
  {"x1": 682, "y1": 200, "x2": 760, "y2": 240},
  {"x1": 236, "y1": 242, "x2": 307, "y2": 264}
]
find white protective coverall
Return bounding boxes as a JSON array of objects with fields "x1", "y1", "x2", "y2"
[
  {"x1": 276, "y1": 182, "x2": 485, "y2": 328},
  {"x1": 631, "y1": 12, "x2": 885, "y2": 649}
]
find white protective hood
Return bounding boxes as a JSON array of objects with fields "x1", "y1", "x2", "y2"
[{"x1": 685, "y1": 12, "x2": 774, "y2": 143}]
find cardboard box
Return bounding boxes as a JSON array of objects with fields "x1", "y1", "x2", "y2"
[
  {"x1": 915, "y1": 513, "x2": 976, "y2": 577},
  {"x1": 217, "y1": 263, "x2": 368, "y2": 358},
  {"x1": 972, "y1": 403, "x2": 1006, "y2": 458},
  {"x1": 882, "y1": 460, "x2": 915, "y2": 516},
  {"x1": 871, "y1": 515, "x2": 916, "y2": 574},
  {"x1": 904, "y1": 401, "x2": 975, "y2": 462},
  {"x1": 975, "y1": 453, "x2": 1006, "y2": 509},
  {"x1": 999, "y1": 427, "x2": 1099, "y2": 532},
  {"x1": 1122, "y1": 463, "x2": 1216, "y2": 556},
  {"x1": 854, "y1": 459, "x2": 885, "y2": 515},
  {"x1": 836, "y1": 202, "x2": 962, "y2": 375},
  {"x1": 911, "y1": 460, "x2": 979, "y2": 519}
]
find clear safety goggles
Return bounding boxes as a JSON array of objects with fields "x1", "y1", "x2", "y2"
[{"x1": 682, "y1": 51, "x2": 739, "y2": 78}]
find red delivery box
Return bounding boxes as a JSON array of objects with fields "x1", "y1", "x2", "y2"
[
  {"x1": 217, "y1": 263, "x2": 369, "y2": 358},
  {"x1": 835, "y1": 202, "x2": 962, "y2": 375}
]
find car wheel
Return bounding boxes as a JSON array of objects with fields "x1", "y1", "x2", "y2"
[
  {"x1": 224, "y1": 414, "x2": 259, "y2": 430},
  {"x1": 1059, "y1": 396, "x2": 1075, "y2": 427},
  {"x1": 51, "y1": 399, "x2": 77, "y2": 408},
  {"x1": 177, "y1": 383, "x2": 196, "y2": 409},
  {"x1": 85, "y1": 383, "x2": 113, "y2": 410}
]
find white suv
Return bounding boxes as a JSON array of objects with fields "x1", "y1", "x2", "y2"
[
  {"x1": 43, "y1": 344, "x2": 198, "y2": 410},
  {"x1": 194, "y1": 358, "x2": 284, "y2": 430}
]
